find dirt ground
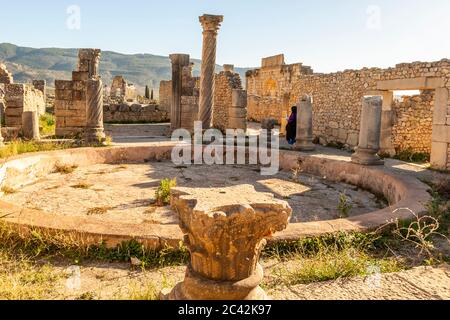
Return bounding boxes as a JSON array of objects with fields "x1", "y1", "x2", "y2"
[{"x1": 47, "y1": 259, "x2": 450, "y2": 300}]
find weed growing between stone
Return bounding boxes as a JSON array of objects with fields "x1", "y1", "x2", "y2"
[
  {"x1": 155, "y1": 178, "x2": 177, "y2": 206},
  {"x1": 39, "y1": 113, "x2": 56, "y2": 137}
]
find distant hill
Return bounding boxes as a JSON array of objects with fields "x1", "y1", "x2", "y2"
[{"x1": 0, "y1": 43, "x2": 251, "y2": 94}]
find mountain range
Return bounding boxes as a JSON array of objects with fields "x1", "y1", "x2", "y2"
[{"x1": 0, "y1": 43, "x2": 251, "y2": 94}]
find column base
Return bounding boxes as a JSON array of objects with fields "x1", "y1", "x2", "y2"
[
  {"x1": 294, "y1": 140, "x2": 316, "y2": 152},
  {"x1": 160, "y1": 264, "x2": 269, "y2": 301},
  {"x1": 84, "y1": 127, "x2": 106, "y2": 145},
  {"x1": 351, "y1": 147, "x2": 384, "y2": 166}
]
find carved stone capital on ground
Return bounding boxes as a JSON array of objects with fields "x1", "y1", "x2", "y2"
[{"x1": 162, "y1": 184, "x2": 292, "y2": 300}]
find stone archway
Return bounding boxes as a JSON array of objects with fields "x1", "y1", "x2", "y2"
[{"x1": 368, "y1": 76, "x2": 449, "y2": 170}]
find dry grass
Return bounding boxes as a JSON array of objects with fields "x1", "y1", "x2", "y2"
[
  {"x1": 1, "y1": 185, "x2": 17, "y2": 195},
  {"x1": 54, "y1": 162, "x2": 78, "y2": 174},
  {"x1": 71, "y1": 182, "x2": 93, "y2": 190},
  {"x1": 0, "y1": 250, "x2": 62, "y2": 300},
  {"x1": 264, "y1": 234, "x2": 403, "y2": 288},
  {"x1": 86, "y1": 207, "x2": 111, "y2": 216}
]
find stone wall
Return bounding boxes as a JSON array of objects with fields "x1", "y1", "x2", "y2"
[
  {"x1": 4, "y1": 84, "x2": 45, "y2": 127},
  {"x1": 32, "y1": 80, "x2": 46, "y2": 104},
  {"x1": 104, "y1": 103, "x2": 169, "y2": 123},
  {"x1": 0, "y1": 63, "x2": 13, "y2": 84},
  {"x1": 180, "y1": 64, "x2": 200, "y2": 132},
  {"x1": 159, "y1": 80, "x2": 171, "y2": 112},
  {"x1": 54, "y1": 49, "x2": 100, "y2": 137},
  {"x1": 391, "y1": 91, "x2": 434, "y2": 154},
  {"x1": 0, "y1": 84, "x2": 4, "y2": 123},
  {"x1": 54, "y1": 71, "x2": 89, "y2": 137},
  {"x1": 288, "y1": 61, "x2": 450, "y2": 151},
  {"x1": 246, "y1": 54, "x2": 313, "y2": 123},
  {"x1": 213, "y1": 69, "x2": 243, "y2": 132},
  {"x1": 247, "y1": 56, "x2": 450, "y2": 169}
]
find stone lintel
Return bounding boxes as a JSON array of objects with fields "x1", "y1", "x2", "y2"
[{"x1": 377, "y1": 77, "x2": 444, "y2": 90}]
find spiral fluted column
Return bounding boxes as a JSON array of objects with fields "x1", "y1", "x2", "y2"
[
  {"x1": 84, "y1": 78, "x2": 106, "y2": 144},
  {"x1": 198, "y1": 14, "x2": 223, "y2": 129}
]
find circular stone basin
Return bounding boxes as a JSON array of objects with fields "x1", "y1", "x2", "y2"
[
  {"x1": 3, "y1": 162, "x2": 386, "y2": 225},
  {"x1": 0, "y1": 144, "x2": 431, "y2": 249}
]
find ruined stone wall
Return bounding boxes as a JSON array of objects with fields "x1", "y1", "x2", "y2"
[
  {"x1": 104, "y1": 103, "x2": 169, "y2": 123},
  {"x1": 0, "y1": 63, "x2": 13, "y2": 84},
  {"x1": 180, "y1": 65, "x2": 200, "y2": 132},
  {"x1": 246, "y1": 54, "x2": 313, "y2": 123},
  {"x1": 213, "y1": 71, "x2": 242, "y2": 132},
  {"x1": 288, "y1": 60, "x2": 450, "y2": 151},
  {"x1": 159, "y1": 80, "x2": 171, "y2": 112},
  {"x1": 110, "y1": 76, "x2": 136, "y2": 102},
  {"x1": 391, "y1": 91, "x2": 434, "y2": 154},
  {"x1": 4, "y1": 84, "x2": 45, "y2": 128},
  {"x1": 0, "y1": 85, "x2": 5, "y2": 124},
  {"x1": 54, "y1": 49, "x2": 100, "y2": 137},
  {"x1": 54, "y1": 71, "x2": 89, "y2": 137},
  {"x1": 32, "y1": 80, "x2": 46, "y2": 107}
]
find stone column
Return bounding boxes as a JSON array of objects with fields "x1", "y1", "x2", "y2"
[
  {"x1": 295, "y1": 95, "x2": 315, "y2": 151},
  {"x1": 228, "y1": 89, "x2": 247, "y2": 130},
  {"x1": 161, "y1": 185, "x2": 291, "y2": 300},
  {"x1": 170, "y1": 54, "x2": 190, "y2": 131},
  {"x1": 78, "y1": 49, "x2": 101, "y2": 79},
  {"x1": 379, "y1": 91, "x2": 395, "y2": 156},
  {"x1": 84, "y1": 79, "x2": 106, "y2": 144},
  {"x1": 0, "y1": 110, "x2": 4, "y2": 146},
  {"x1": 22, "y1": 111, "x2": 40, "y2": 141},
  {"x1": 198, "y1": 14, "x2": 224, "y2": 129},
  {"x1": 352, "y1": 96, "x2": 384, "y2": 165}
]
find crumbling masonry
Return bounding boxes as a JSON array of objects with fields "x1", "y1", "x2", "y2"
[
  {"x1": 246, "y1": 55, "x2": 450, "y2": 170},
  {"x1": 54, "y1": 49, "x2": 101, "y2": 137}
]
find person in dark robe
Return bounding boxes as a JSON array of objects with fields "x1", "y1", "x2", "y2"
[{"x1": 286, "y1": 106, "x2": 297, "y2": 145}]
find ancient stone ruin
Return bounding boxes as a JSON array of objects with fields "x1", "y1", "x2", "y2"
[
  {"x1": 247, "y1": 55, "x2": 450, "y2": 170},
  {"x1": 4, "y1": 84, "x2": 45, "y2": 129},
  {"x1": 0, "y1": 63, "x2": 13, "y2": 84},
  {"x1": 110, "y1": 75, "x2": 137, "y2": 102},
  {"x1": 54, "y1": 49, "x2": 102, "y2": 137},
  {"x1": 162, "y1": 185, "x2": 292, "y2": 300}
]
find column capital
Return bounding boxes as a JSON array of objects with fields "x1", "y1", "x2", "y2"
[{"x1": 199, "y1": 14, "x2": 224, "y2": 32}]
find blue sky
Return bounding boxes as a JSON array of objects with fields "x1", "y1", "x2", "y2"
[{"x1": 0, "y1": 0, "x2": 449, "y2": 72}]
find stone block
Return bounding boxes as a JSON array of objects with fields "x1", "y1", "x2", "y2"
[
  {"x1": 54, "y1": 100, "x2": 72, "y2": 111},
  {"x1": 229, "y1": 107, "x2": 247, "y2": 118},
  {"x1": 432, "y1": 124, "x2": 450, "y2": 143},
  {"x1": 72, "y1": 90, "x2": 86, "y2": 101},
  {"x1": 433, "y1": 88, "x2": 449, "y2": 125},
  {"x1": 72, "y1": 71, "x2": 89, "y2": 81},
  {"x1": 56, "y1": 89, "x2": 73, "y2": 101},
  {"x1": 431, "y1": 141, "x2": 448, "y2": 169},
  {"x1": 262, "y1": 54, "x2": 285, "y2": 68},
  {"x1": 65, "y1": 117, "x2": 86, "y2": 127},
  {"x1": 55, "y1": 80, "x2": 73, "y2": 90}
]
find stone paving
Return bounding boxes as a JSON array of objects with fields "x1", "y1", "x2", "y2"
[{"x1": 4, "y1": 162, "x2": 385, "y2": 225}]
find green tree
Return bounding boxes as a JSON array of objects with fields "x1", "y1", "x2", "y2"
[{"x1": 145, "y1": 85, "x2": 150, "y2": 99}]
